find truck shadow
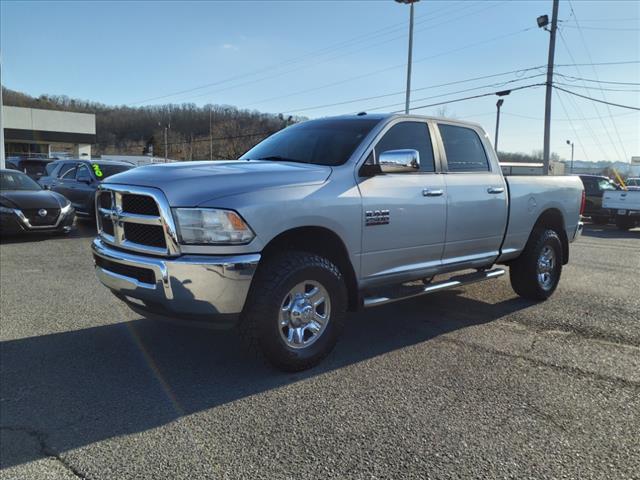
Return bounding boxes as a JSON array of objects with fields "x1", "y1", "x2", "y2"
[
  {"x1": 580, "y1": 222, "x2": 639, "y2": 239},
  {"x1": 0, "y1": 290, "x2": 533, "y2": 469}
]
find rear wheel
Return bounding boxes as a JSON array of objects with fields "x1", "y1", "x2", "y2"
[
  {"x1": 615, "y1": 215, "x2": 635, "y2": 231},
  {"x1": 241, "y1": 251, "x2": 347, "y2": 372},
  {"x1": 509, "y1": 229, "x2": 563, "y2": 301}
]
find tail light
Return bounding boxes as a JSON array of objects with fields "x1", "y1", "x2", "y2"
[{"x1": 580, "y1": 189, "x2": 586, "y2": 216}]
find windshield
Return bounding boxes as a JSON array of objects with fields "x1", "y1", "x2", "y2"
[
  {"x1": 241, "y1": 118, "x2": 381, "y2": 166},
  {"x1": 90, "y1": 163, "x2": 132, "y2": 180},
  {"x1": 627, "y1": 178, "x2": 640, "y2": 187},
  {"x1": 1, "y1": 171, "x2": 42, "y2": 191}
]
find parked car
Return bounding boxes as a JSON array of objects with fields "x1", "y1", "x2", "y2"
[
  {"x1": 625, "y1": 177, "x2": 640, "y2": 191},
  {"x1": 48, "y1": 160, "x2": 133, "y2": 219},
  {"x1": 0, "y1": 169, "x2": 75, "y2": 235},
  {"x1": 578, "y1": 174, "x2": 619, "y2": 224},
  {"x1": 91, "y1": 114, "x2": 584, "y2": 371},
  {"x1": 603, "y1": 189, "x2": 640, "y2": 230},
  {"x1": 6, "y1": 157, "x2": 55, "y2": 181}
]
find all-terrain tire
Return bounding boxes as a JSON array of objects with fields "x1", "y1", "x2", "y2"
[
  {"x1": 509, "y1": 229, "x2": 563, "y2": 301},
  {"x1": 615, "y1": 215, "x2": 635, "y2": 231},
  {"x1": 240, "y1": 251, "x2": 347, "y2": 372}
]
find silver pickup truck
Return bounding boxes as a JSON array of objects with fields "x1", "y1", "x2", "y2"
[{"x1": 92, "y1": 114, "x2": 584, "y2": 371}]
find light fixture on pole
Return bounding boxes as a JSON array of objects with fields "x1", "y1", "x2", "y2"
[
  {"x1": 494, "y1": 90, "x2": 510, "y2": 154},
  {"x1": 566, "y1": 139, "x2": 574, "y2": 174},
  {"x1": 395, "y1": 0, "x2": 420, "y2": 114}
]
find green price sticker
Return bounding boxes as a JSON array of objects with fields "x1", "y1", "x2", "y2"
[{"x1": 92, "y1": 164, "x2": 103, "y2": 178}]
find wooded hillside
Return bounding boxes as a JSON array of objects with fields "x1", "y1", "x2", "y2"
[{"x1": 3, "y1": 88, "x2": 301, "y2": 160}]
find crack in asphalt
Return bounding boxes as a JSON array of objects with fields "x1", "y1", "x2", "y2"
[
  {"x1": 436, "y1": 336, "x2": 640, "y2": 389},
  {"x1": 0, "y1": 425, "x2": 92, "y2": 480}
]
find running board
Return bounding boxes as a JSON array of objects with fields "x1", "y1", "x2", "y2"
[{"x1": 363, "y1": 268, "x2": 506, "y2": 308}]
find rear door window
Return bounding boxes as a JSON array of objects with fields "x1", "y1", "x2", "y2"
[
  {"x1": 438, "y1": 124, "x2": 490, "y2": 172},
  {"x1": 58, "y1": 162, "x2": 78, "y2": 178},
  {"x1": 61, "y1": 166, "x2": 78, "y2": 180}
]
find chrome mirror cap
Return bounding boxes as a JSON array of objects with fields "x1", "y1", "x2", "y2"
[{"x1": 379, "y1": 149, "x2": 420, "y2": 173}]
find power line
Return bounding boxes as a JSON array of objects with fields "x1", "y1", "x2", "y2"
[
  {"x1": 553, "y1": 81, "x2": 640, "y2": 92},
  {"x1": 554, "y1": 89, "x2": 590, "y2": 162},
  {"x1": 565, "y1": 0, "x2": 631, "y2": 160},
  {"x1": 398, "y1": 83, "x2": 545, "y2": 113},
  {"x1": 561, "y1": 25, "x2": 640, "y2": 31},
  {"x1": 555, "y1": 60, "x2": 640, "y2": 67},
  {"x1": 503, "y1": 109, "x2": 639, "y2": 122},
  {"x1": 241, "y1": 26, "x2": 537, "y2": 113},
  {"x1": 185, "y1": 3, "x2": 521, "y2": 108},
  {"x1": 127, "y1": 0, "x2": 475, "y2": 106},
  {"x1": 557, "y1": 25, "x2": 625, "y2": 160},
  {"x1": 553, "y1": 85, "x2": 640, "y2": 110},
  {"x1": 281, "y1": 67, "x2": 545, "y2": 114},
  {"x1": 554, "y1": 72, "x2": 640, "y2": 86},
  {"x1": 360, "y1": 75, "x2": 545, "y2": 113}
]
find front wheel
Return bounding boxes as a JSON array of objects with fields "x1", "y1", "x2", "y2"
[
  {"x1": 509, "y1": 229, "x2": 563, "y2": 301},
  {"x1": 241, "y1": 251, "x2": 347, "y2": 372}
]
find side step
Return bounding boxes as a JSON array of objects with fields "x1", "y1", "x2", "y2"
[{"x1": 363, "y1": 268, "x2": 506, "y2": 308}]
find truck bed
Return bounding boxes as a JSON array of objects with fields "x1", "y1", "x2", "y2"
[{"x1": 499, "y1": 175, "x2": 583, "y2": 262}]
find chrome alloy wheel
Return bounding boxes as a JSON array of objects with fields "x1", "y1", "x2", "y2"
[
  {"x1": 537, "y1": 245, "x2": 556, "y2": 291},
  {"x1": 279, "y1": 280, "x2": 331, "y2": 349}
]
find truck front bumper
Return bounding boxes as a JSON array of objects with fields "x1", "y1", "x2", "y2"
[{"x1": 92, "y1": 238, "x2": 260, "y2": 323}]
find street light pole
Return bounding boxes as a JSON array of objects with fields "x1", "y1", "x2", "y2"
[
  {"x1": 566, "y1": 139, "x2": 574, "y2": 173},
  {"x1": 495, "y1": 99, "x2": 504, "y2": 153},
  {"x1": 396, "y1": 0, "x2": 420, "y2": 114}
]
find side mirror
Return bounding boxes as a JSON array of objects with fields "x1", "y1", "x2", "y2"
[{"x1": 378, "y1": 149, "x2": 420, "y2": 173}]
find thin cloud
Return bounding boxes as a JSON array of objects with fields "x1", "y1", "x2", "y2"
[{"x1": 221, "y1": 43, "x2": 238, "y2": 51}]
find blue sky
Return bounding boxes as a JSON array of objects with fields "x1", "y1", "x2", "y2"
[{"x1": 2, "y1": 0, "x2": 638, "y2": 161}]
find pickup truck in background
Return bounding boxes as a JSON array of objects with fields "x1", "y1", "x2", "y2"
[
  {"x1": 91, "y1": 114, "x2": 584, "y2": 371},
  {"x1": 603, "y1": 189, "x2": 640, "y2": 230}
]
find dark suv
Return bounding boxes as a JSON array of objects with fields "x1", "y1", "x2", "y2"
[
  {"x1": 41, "y1": 160, "x2": 133, "y2": 219},
  {"x1": 578, "y1": 174, "x2": 619, "y2": 224}
]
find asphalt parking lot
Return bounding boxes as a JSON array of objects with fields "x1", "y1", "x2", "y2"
[{"x1": 1, "y1": 221, "x2": 639, "y2": 480}]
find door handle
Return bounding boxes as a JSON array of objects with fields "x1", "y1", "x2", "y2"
[
  {"x1": 487, "y1": 187, "x2": 505, "y2": 194},
  {"x1": 423, "y1": 189, "x2": 444, "y2": 197}
]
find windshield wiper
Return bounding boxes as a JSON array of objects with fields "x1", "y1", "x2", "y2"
[{"x1": 255, "y1": 155, "x2": 307, "y2": 164}]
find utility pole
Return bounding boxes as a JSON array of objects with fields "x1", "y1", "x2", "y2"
[
  {"x1": 209, "y1": 106, "x2": 213, "y2": 161},
  {"x1": 164, "y1": 124, "x2": 169, "y2": 163},
  {"x1": 541, "y1": 0, "x2": 559, "y2": 175},
  {"x1": 396, "y1": 0, "x2": 419, "y2": 114},
  {"x1": 495, "y1": 99, "x2": 504, "y2": 153},
  {"x1": 0, "y1": 51, "x2": 5, "y2": 169}
]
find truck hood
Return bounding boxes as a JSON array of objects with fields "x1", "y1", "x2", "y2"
[{"x1": 104, "y1": 160, "x2": 332, "y2": 206}]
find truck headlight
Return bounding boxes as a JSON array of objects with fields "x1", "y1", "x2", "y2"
[{"x1": 173, "y1": 208, "x2": 255, "y2": 245}]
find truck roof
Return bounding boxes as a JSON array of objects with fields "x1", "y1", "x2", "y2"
[{"x1": 318, "y1": 112, "x2": 484, "y2": 129}]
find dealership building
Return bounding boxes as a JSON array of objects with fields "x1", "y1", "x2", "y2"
[{"x1": 2, "y1": 105, "x2": 96, "y2": 162}]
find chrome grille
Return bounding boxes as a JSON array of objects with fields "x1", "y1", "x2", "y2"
[{"x1": 96, "y1": 185, "x2": 180, "y2": 257}]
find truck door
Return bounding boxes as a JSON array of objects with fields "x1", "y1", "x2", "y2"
[
  {"x1": 358, "y1": 120, "x2": 446, "y2": 282},
  {"x1": 436, "y1": 122, "x2": 508, "y2": 267}
]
